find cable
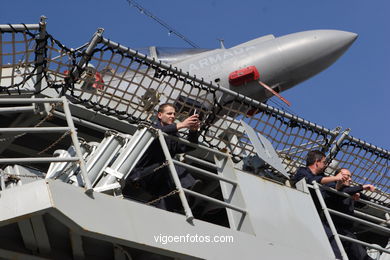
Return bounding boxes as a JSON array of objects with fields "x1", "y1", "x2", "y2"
[{"x1": 125, "y1": 0, "x2": 200, "y2": 48}]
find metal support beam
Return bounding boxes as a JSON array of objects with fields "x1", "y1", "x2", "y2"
[
  {"x1": 69, "y1": 231, "x2": 85, "y2": 260},
  {"x1": 30, "y1": 215, "x2": 51, "y2": 255},
  {"x1": 34, "y1": 16, "x2": 47, "y2": 93},
  {"x1": 18, "y1": 219, "x2": 38, "y2": 253}
]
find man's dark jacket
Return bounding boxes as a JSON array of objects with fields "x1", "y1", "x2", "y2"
[{"x1": 127, "y1": 121, "x2": 198, "y2": 195}]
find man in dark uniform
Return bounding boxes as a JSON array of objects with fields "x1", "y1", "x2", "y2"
[
  {"x1": 292, "y1": 150, "x2": 346, "y2": 258},
  {"x1": 292, "y1": 150, "x2": 344, "y2": 185},
  {"x1": 126, "y1": 103, "x2": 200, "y2": 210},
  {"x1": 324, "y1": 168, "x2": 376, "y2": 260}
]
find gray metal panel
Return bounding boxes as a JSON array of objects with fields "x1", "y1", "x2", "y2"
[
  {"x1": 241, "y1": 120, "x2": 289, "y2": 179},
  {"x1": 0, "y1": 180, "x2": 52, "y2": 223},
  {"x1": 214, "y1": 155, "x2": 255, "y2": 234},
  {"x1": 0, "y1": 179, "x2": 337, "y2": 260},
  {"x1": 236, "y1": 170, "x2": 336, "y2": 259}
]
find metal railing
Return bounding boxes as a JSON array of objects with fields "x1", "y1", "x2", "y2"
[
  {"x1": 0, "y1": 97, "x2": 92, "y2": 191},
  {"x1": 311, "y1": 181, "x2": 390, "y2": 260},
  {"x1": 156, "y1": 129, "x2": 247, "y2": 224}
]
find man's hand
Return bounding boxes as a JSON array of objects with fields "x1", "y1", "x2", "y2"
[
  {"x1": 362, "y1": 184, "x2": 375, "y2": 192},
  {"x1": 334, "y1": 172, "x2": 344, "y2": 182},
  {"x1": 177, "y1": 114, "x2": 200, "y2": 131},
  {"x1": 352, "y1": 193, "x2": 360, "y2": 201}
]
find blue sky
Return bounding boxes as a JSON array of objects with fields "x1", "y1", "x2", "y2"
[{"x1": 2, "y1": 0, "x2": 389, "y2": 149}]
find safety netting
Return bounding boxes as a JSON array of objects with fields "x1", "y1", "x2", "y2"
[
  {"x1": 0, "y1": 24, "x2": 39, "y2": 94},
  {"x1": 327, "y1": 135, "x2": 390, "y2": 206},
  {"x1": 0, "y1": 22, "x2": 389, "y2": 204}
]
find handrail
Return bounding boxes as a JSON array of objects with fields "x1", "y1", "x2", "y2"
[
  {"x1": 156, "y1": 128, "x2": 246, "y2": 223},
  {"x1": 338, "y1": 235, "x2": 390, "y2": 255},
  {"x1": 183, "y1": 188, "x2": 247, "y2": 214},
  {"x1": 327, "y1": 209, "x2": 390, "y2": 234},
  {"x1": 312, "y1": 181, "x2": 348, "y2": 260},
  {"x1": 172, "y1": 159, "x2": 237, "y2": 186},
  {"x1": 0, "y1": 97, "x2": 93, "y2": 192},
  {"x1": 316, "y1": 183, "x2": 390, "y2": 213},
  {"x1": 311, "y1": 181, "x2": 390, "y2": 258},
  {"x1": 161, "y1": 131, "x2": 229, "y2": 158}
]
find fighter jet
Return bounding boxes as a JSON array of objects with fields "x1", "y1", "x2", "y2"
[{"x1": 137, "y1": 30, "x2": 357, "y2": 106}]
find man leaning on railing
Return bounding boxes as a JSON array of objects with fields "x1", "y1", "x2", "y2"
[
  {"x1": 291, "y1": 150, "x2": 345, "y2": 186},
  {"x1": 291, "y1": 150, "x2": 348, "y2": 258},
  {"x1": 323, "y1": 168, "x2": 376, "y2": 260}
]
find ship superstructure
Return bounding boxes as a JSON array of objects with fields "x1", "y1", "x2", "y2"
[{"x1": 0, "y1": 18, "x2": 389, "y2": 260}]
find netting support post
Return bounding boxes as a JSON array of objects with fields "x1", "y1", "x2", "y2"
[
  {"x1": 34, "y1": 16, "x2": 47, "y2": 93},
  {"x1": 70, "y1": 28, "x2": 104, "y2": 81},
  {"x1": 326, "y1": 128, "x2": 351, "y2": 168},
  {"x1": 322, "y1": 126, "x2": 342, "y2": 154}
]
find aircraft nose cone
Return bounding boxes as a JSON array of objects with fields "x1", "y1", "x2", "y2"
[{"x1": 263, "y1": 30, "x2": 358, "y2": 88}]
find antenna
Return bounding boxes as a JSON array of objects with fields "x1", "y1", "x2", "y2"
[{"x1": 125, "y1": 0, "x2": 200, "y2": 48}]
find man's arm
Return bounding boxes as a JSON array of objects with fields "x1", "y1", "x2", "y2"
[
  {"x1": 157, "y1": 123, "x2": 178, "y2": 134},
  {"x1": 320, "y1": 172, "x2": 344, "y2": 185},
  {"x1": 176, "y1": 114, "x2": 200, "y2": 130}
]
